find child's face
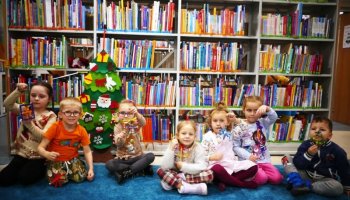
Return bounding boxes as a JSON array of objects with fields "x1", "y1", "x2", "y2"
[
  {"x1": 177, "y1": 124, "x2": 196, "y2": 147},
  {"x1": 118, "y1": 103, "x2": 135, "y2": 119},
  {"x1": 243, "y1": 102, "x2": 261, "y2": 123},
  {"x1": 30, "y1": 85, "x2": 50, "y2": 110},
  {"x1": 309, "y1": 121, "x2": 332, "y2": 143},
  {"x1": 59, "y1": 105, "x2": 81, "y2": 126},
  {"x1": 211, "y1": 111, "x2": 228, "y2": 134}
]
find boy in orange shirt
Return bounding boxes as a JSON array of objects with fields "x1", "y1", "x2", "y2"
[{"x1": 38, "y1": 97, "x2": 94, "y2": 187}]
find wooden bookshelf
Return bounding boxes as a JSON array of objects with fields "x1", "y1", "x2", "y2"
[{"x1": 5, "y1": 0, "x2": 338, "y2": 155}]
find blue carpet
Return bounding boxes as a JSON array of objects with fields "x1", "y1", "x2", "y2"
[{"x1": 0, "y1": 164, "x2": 348, "y2": 200}]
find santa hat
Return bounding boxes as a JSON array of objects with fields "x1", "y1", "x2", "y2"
[{"x1": 100, "y1": 94, "x2": 110, "y2": 98}]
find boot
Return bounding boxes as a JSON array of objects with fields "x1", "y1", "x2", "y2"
[{"x1": 115, "y1": 168, "x2": 133, "y2": 184}]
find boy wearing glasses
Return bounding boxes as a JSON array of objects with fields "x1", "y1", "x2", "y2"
[
  {"x1": 105, "y1": 99, "x2": 155, "y2": 184},
  {"x1": 38, "y1": 97, "x2": 94, "y2": 187}
]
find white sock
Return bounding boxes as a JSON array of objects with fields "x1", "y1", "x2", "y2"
[
  {"x1": 160, "y1": 180, "x2": 173, "y2": 191},
  {"x1": 178, "y1": 181, "x2": 207, "y2": 195}
]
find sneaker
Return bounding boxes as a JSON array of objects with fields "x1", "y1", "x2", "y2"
[
  {"x1": 291, "y1": 186, "x2": 311, "y2": 196},
  {"x1": 178, "y1": 181, "x2": 208, "y2": 195},
  {"x1": 160, "y1": 180, "x2": 173, "y2": 191}
]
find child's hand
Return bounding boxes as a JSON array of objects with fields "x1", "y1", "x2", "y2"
[
  {"x1": 116, "y1": 130, "x2": 126, "y2": 139},
  {"x1": 210, "y1": 152, "x2": 223, "y2": 161},
  {"x1": 45, "y1": 151, "x2": 60, "y2": 161},
  {"x1": 128, "y1": 106, "x2": 138, "y2": 115},
  {"x1": 256, "y1": 105, "x2": 270, "y2": 117},
  {"x1": 227, "y1": 112, "x2": 237, "y2": 123},
  {"x1": 17, "y1": 83, "x2": 28, "y2": 93},
  {"x1": 175, "y1": 161, "x2": 183, "y2": 170},
  {"x1": 87, "y1": 169, "x2": 94, "y2": 181},
  {"x1": 249, "y1": 154, "x2": 259, "y2": 162},
  {"x1": 22, "y1": 119, "x2": 34, "y2": 126},
  {"x1": 307, "y1": 145, "x2": 318, "y2": 156}
]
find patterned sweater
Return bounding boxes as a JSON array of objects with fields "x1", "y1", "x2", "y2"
[
  {"x1": 4, "y1": 89, "x2": 57, "y2": 159},
  {"x1": 113, "y1": 113, "x2": 146, "y2": 159}
]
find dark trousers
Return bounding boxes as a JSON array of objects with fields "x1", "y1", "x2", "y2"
[
  {"x1": 0, "y1": 155, "x2": 46, "y2": 186},
  {"x1": 105, "y1": 153, "x2": 155, "y2": 174}
]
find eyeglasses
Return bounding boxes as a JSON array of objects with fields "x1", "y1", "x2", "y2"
[
  {"x1": 62, "y1": 111, "x2": 81, "y2": 117},
  {"x1": 118, "y1": 111, "x2": 134, "y2": 117}
]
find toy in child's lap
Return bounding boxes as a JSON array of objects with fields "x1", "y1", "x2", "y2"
[{"x1": 19, "y1": 104, "x2": 35, "y2": 120}]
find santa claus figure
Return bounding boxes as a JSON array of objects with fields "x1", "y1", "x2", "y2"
[{"x1": 97, "y1": 94, "x2": 112, "y2": 108}]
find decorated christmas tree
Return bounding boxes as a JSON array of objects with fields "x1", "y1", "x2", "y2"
[{"x1": 78, "y1": 50, "x2": 123, "y2": 149}]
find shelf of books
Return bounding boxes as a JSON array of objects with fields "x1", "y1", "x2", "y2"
[{"x1": 5, "y1": 0, "x2": 338, "y2": 155}]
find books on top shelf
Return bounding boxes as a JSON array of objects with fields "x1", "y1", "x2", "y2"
[
  {"x1": 8, "y1": 0, "x2": 92, "y2": 29},
  {"x1": 181, "y1": 4, "x2": 246, "y2": 36},
  {"x1": 98, "y1": 0, "x2": 175, "y2": 32},
  {"x1": 261, "y1": 2, "x2": 332, "y2": 38}
]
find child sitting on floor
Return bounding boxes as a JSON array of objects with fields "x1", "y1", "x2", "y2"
[
  {"x1": 157, "y1": 120, "x2": 213, "y2": 195},
  {"x1": 105, "y1": 99, "x2": 155, "y2": 184},
  {"x1": 282, "y1": 116, "x2": 350, "y2": 197},
  {"x1": 38, "y1": 97, "x2": 94, "y2": 187}
]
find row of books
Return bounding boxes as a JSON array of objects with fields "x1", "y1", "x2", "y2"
[
  {"x1": 259, "y1": 80, "x2": 322, "y2": 108},
  {"x1": 261, "y1": 13, "x2": 332, "y2": 38},
  {"x1": 11, "y1": 73, "x2": 84, "y2": 105},
  {"x1": 10, "y1": 36, "x2": 67, "y2": 67},
  {"x1": 98, "y1": 0, "x2": 175, "y2": 32},
  {"x1": 122, "y1": 75, "x2": 176, "y2": 107},
  {"x1": 266, "y1": 113, "x2": 315, "y2": 142},
  {"x1": 8, "y1": 0, "x2": 92, "y2": 29},
  {"x1": 181, "y1": 5, "x2": 246, "y2": 36},
  {"x1": 141, "y1": 113, "x2": 175, "y2": 142},
  {"x1": 179, "y1": 81, "x2": 255, "y2": 107},
  {"x1": 259, "y1": 44, "x2": 323, "y2": 74},
  {"x1": 98, "y1": 38, "x2": 159, "y2": 69},
  {"x1": 180, "y1": 41, "x2": 246, "y2": 72}
]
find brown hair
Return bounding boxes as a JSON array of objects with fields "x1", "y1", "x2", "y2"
[
  {"x1": 312, "y1": 116, "x2": 333, "y2": 131},
  {"x1": 242, "y1": 96, "x2": 263, "y2": 111},
  {"x1": 59, "y1": 97, "x2": 82, "y2": 112},
  {"x1": 176, "y1": 120, "x2": 197, "y2": 137},
  {"x1": 206, "y1": 101, "x2": 232, "y2": 131}
]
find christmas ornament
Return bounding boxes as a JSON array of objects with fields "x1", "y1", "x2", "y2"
[
  {"x1": 84, "y1": 73, "x2": 93, "y2": 85},
  {"x1": 97, "y1": 94, "x2": 111, "y2": 108}
]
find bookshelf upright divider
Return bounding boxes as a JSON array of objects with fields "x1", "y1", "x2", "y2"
[{"x1": 6, "y1": 0, "x2": 338, "y2": 155}]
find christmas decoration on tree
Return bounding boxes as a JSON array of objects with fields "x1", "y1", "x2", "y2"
[{"x1": 78, "y1": 49, "x2": 123, "y2": 150}]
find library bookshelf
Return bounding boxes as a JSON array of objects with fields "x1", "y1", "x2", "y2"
[{"x1": 5, "y1": 0, "x2": 338, "y2": 155}]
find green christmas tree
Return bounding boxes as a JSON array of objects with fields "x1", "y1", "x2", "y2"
[{"x1": 79, "y1": 50, "x2": 123, "y2": 149}]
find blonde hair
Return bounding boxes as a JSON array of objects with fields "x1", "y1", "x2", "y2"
[
  {"x1": 119, "y1": 99, "x2": 136, "y2": 108},
  {"x1": 242, "y1": 96, "x2": 263, "y2": 111},
  {"x1": 176, "y1": 120, "x2": 197, "y2": 137},
  {"x1": 206, "y1": 101, "x2": 232, "y2": 131},
  {"x1": 59, "y1": 97, "x2": 83, "y2": 112}
]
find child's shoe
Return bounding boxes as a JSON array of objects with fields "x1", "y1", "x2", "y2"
[
  {"x1": 287, "y1": 172, "x2": 311, "y2": 196},
  {"x1": 281, "y1": 155, "x2": 290, "y2": 166},
  {"x1": 160, "y1": 180, "x2": 173, "y2": 190},
  {"x1": 115, "y1": 168, "x2": 133, "y2": 184},
  {"x1": 178, "y1": 181, "x2": 207, "y2": 195}
]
